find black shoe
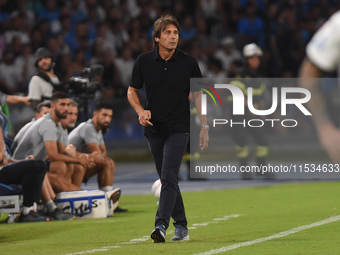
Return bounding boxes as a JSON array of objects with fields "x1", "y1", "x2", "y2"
[
  {"x1": 19, "y1": 210, "x2": 53, "y2": 223},
  {"x1": 47, "y1": 208, "x2": 75, "y2": 221},
  {"x1": 114, "y1": 206, "x2": 128, "y2": 212},
  {"x1": 151, "y1": 225, "x2": 166, "y2": 243}
]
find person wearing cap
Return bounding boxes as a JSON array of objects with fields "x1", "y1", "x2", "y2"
[
  {"x1": 228, "y1": 43, "x2": 273, "y2": 179},
  {"x1": 213, "y1": 37, "x2": 242, "y2": 73},
  {"x1": 28, "y1": 47, "x2": 60, "y2": 110}
]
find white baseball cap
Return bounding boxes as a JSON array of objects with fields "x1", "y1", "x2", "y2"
[{"x1": 243, "y1": 43, "x2": 263, "y2": 57}]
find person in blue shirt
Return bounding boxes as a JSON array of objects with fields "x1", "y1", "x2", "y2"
[{"x1": 238, "y1": 3, "x2": 265, "y2": 48}]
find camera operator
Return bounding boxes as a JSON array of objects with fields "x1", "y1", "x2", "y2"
[
  {"x1": 68, "y1": 64, "x2": 104, "y2": 121},
  {"x1": 28, "y1": 47, "x2": 61, "y2": 110}
]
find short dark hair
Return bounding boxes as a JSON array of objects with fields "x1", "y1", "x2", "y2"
[
  {"x1": 50, "y1": 91, "x2": 70, "y2": 103},
  {"x1": 152, "y1": 15, "x2": 180, "y2": 48},
  {"x1": 36, "y1": 101, "x2": 51, "y2": 113},
  {"x1": 94, "y1": 101, "x2": 112, "y2": 112}
]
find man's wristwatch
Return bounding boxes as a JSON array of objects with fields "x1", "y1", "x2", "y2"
[{"x1": 201, "y1": 125, "x2": 209, "y2": 130}]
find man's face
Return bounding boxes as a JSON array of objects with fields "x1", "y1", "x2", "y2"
[
  {"x1": 38, "y1": 57, "x2": 53, "y2": 71},
  {"x1": 67, "y1": 105, "x2": 78, "y2": 128},
  {"x1": 248, "y1": 55, "x2": 261, "y2": 70},
  {"x1": 36, "y1": 106, "x2": 50, "y2": 119},
  {"x1": 155, "y1": 24, "x2": 179, "y2": 51},
  {"x1": 53, "y1": 98, "x2": 70, "y2": 119},
  {"x1": 95, "y1": 108, "x2": 113, "y2": 130}
]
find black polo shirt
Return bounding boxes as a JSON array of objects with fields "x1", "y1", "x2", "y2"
[{"x1": 130, "y1": 48, "x2": 202, "y2": 136}]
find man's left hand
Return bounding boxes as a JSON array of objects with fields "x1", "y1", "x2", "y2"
[{"x1": 199, "y1": 129, "x2": 209, "y2": 152}]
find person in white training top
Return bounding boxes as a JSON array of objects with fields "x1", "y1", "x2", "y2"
[{"x1": 299, "y1": 10, "x2": 340, "y2": 163}]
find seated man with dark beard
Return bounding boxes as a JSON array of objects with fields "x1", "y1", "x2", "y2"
[
  {"x1": 68, "y1": 101, "x2": 126, "y2": 212},
  {"x1": 13, "y1": 92, "x2": 90, "y2": 193}
]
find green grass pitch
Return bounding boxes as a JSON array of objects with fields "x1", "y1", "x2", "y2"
[{"x1": 1, "y1": 182, "x2": 340, "y2": 255}]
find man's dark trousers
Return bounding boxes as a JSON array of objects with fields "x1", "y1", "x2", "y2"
[
  {"x1": 147, "y1": 132, "x2": 189, "y2": 230},
  {"x1": 0, "y1": 160, "x2": 46, "y2": 207}
]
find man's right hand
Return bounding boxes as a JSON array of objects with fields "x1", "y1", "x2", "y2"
[
  {"x1": 22, "y1": 96, "x2": 31, "y2": 105},
  {"x1": 138, "y1": 110, "x2": 153, "y2": 127},
  {"x1": 86, "y1": 154, "x2": 95, "y2": 168},
  {"x1": 91, "y1": 151, "x2": 105, "y2": 166},
  {"x1": 78, "y1": 154, "x2": 90, "y2": 168},
  {"x1": 318, "y1": 123, "x2": 340, "y2": 163}
]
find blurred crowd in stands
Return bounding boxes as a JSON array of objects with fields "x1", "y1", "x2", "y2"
[{"x1": 0, "y1": 0, "x2": 339, "y2": 139}]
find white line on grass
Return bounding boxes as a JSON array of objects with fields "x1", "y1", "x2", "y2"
[
  {"x1": 64, "y1": 246, "x2": 121, "y2": 255},
  {"x1": 64, "y1": 214, "x2": 242, "y2": 255},
  {"x1": 117, "y1": 215, "x2": 242, "y2": 246},
  {"x1": 195, "y1": 214, "x2": 340, "y2": 255},
  {"x1": 119, "y1": 236, "x2": 150, "y2": 245},
  {"x1": 213, "y1": 215, "x2": 242, "y2": 221},
  {"x1": 118, "y1": 230, "x2": 175, "y2": 245},
  {"x1": 192, "y1": 214, "x2": 243, "y2": 227},
  {"x1": 193, "y1": 222, "x2": 215, "y2": 226}
]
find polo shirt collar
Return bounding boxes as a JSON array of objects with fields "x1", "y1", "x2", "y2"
[
  {"x1": 45, "y1": 112, "x2": 58, "y2": 127},
  {"x1": 45, "y1": 112, "x2": 53, "y2": 121},
  {"x1": 153, "y1": 48, "x2": 181, "y2": 61},
  {"x1": 88, "y1": 119, "x2": 101, "y2": 133}
]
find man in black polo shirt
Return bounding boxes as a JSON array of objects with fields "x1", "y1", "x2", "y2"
[{"x1": 127, "y1": 15, "x2": 208, "y2": 243}]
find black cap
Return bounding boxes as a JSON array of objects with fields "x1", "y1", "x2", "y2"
[{"x1": 35, "y1": 47, "x2": 52, "y2": 67}]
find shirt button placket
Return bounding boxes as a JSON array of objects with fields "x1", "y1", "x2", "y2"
[{"x1": 165, "y1": 61, "x2": 167, "y2": 71}]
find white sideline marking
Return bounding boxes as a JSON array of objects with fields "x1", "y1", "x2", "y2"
[
  {"x1": 195, "y1": 215, "x2": 340, "y2": 255},
  {"x1": 118, "y1": 230, "x2": 175, "y2": 245},
  {"x1": 117, "y1": 215, "x2": 241, "y2": 246},
  {"x1": 213, "y1": 215, "x2": 243, "y2": 221},
  {"x1": 193, "y1": 222, "x2": 214, "y2": 226},
  {"x1": 192, "y1": 214, "x2": 243, "y2": 227},
  {"x1": 119, "y1": 236, "x2": 150, "y2": 245},
  {"x1": 63, "y1": 214, "x2": 242, "y2": 255},
  {"x1": 65, "y1": 246, "x2": 120, "y2": 255}
]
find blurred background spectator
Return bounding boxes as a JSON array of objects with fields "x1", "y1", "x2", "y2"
[{"x1": 214, "y1": 36, "x2": 242, "y2": 73}]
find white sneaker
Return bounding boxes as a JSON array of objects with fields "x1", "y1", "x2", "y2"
[
  {"x1": 106, "y1": 188, "x2": 121, "y2": 216},
  {"x1": 106, "y1": 188, "x2": 121, "y2": 204}
]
